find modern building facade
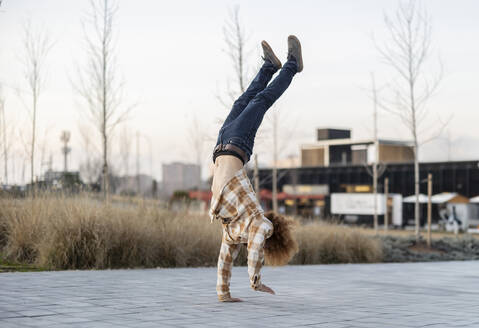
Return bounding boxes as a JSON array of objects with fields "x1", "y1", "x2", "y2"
[
  {"x1": 258, "y1": 160, "x2": 479, "y2": 198},
  {"x1": 301, "y1": 128, "x2": 414, "y2": 167},
  {"x1": 254, "y1": 128, "x2": 479, "y2": 220}
]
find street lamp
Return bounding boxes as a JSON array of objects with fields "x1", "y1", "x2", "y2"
[{"x1": 60, "y1": 131, "x2": 71, "y2": 173}]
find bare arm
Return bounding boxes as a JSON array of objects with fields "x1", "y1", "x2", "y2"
[
  {"x1": 217, "y1": 237, "x2": 242, "y2": 302},
  {"x1": 247, "y1": 217, "x2": 275, "y2": 295}
]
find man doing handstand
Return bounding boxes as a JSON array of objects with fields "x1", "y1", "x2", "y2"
[{"x1": 210, "y1": 35, "x2": 303, "y2": 302}]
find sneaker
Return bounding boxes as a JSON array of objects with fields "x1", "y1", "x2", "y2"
[
  {"x1": 261, "y1": 40, "x2": 282, "y2": 70},
  {"x1": 287, "y1": 35, "x2": 303, "y2": 72}
]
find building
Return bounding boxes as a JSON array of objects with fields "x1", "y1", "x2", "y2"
[
  {"x1": 301, "y1": 128, "x2": 414, "y2": 167},
  {"x1": 273, "y1": 155, "x2": 301, "y2": 168},
  {"x1": 257, "y1": 160, "x2": 479, "y2": 219},
  {"x1": 162, "y1": 162, "x2": 201, "y2": 196},
  {"x1": 255, "y1": 128, "x2": 479, "y2": 222},
  {"x1": 30, "y1": 170, "x2": 83, "y2": 192}
]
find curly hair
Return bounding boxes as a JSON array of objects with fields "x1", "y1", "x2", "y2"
[{"x1": 263, "y1": 211, "x2": 299, "y2": 266}]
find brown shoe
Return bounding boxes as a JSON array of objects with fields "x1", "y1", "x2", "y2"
[
  {"x1": 287, "y1": 35, "x2": 303, "y2": 72},
  {"x1": 261, "y1": 40, "x2": 282, "y2": 69}
]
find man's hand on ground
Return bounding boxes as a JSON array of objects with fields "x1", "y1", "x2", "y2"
[
  {"x1": 257, "y1": 283, "x2": 275, "y2": 295},
  {"x1": 219, "y1": 296, "x2": 243, "y2": 302}
]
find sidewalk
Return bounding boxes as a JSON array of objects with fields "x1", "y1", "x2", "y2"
[{"x1": 1, "y1": 261, "x2": 478, "y2": 327}]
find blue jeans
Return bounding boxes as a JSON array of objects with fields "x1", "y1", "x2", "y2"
[{"x1": 215, "y1": 59, "x2": 298, "y2": 163}]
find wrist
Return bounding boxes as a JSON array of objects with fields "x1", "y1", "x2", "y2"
[{"x1": 251, "y1": 274, "x2": 261, "y2": 290}]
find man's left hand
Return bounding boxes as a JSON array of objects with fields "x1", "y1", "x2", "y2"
[{"x1": 257, "y1": 283, "x2": 275, "y2": 295}]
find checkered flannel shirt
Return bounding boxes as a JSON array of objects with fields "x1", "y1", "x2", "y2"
[{"x1": 209, "y1": 169, "x2": 273, "y2": 301}]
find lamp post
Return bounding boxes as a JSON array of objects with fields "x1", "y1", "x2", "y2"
[{"x1": 60, "y1": 131, "x2": 71, "y2": 173}]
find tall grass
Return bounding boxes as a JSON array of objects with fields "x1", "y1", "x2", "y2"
[
  {"x1": 291, "y1": 222, "x2": 383, "y2": 264},
  {"x1": 0, "y1": 196, "x2": 382, "y2": 270}
]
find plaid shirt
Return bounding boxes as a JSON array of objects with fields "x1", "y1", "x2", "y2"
[{"x1": 210, "y1": 169, "x2": 273, "y2": 301}]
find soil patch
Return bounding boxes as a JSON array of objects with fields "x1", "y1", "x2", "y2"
[{"x1": 381, "y1": 235, "x2": 479, "y2": 262}]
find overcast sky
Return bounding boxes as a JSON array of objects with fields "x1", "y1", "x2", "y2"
[{"x1": 1, "y1": 0, "x2": 478, "y2": 183}]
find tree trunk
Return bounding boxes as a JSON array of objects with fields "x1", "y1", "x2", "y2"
[
  {"x1": 102, "y1": 2, "x2": 109, "y2": 202},
  {"x1": 136, "y1": 131, "x2": 140, "y2": 194},
  {"x1": 31, "y1": 92, "x2": 37, "y2": 195},
  {"x1": 384, "y1": 177, "x2": 389, "y2": 231},
  {"x1": 373, "y1": 157, "x2": 378, "y2": 232},
  {"x1": 272, "y1": 114, "x2": 278, "y2": 213},
  {"x1": 371, "y1": 73, "x2": 379, "y2": 233},
  {"x1": 102, "y1": 87, "x2": 108, "y2": 200},
  {"x1": 414, "y1": 144, "x2": 420, "y2": 242},
  {"x1": 1, "y1": 101, "x2": 7, "y2": 184},
  {"x1": 102, "y1": 129, "x2": 108, "y2": 201}
]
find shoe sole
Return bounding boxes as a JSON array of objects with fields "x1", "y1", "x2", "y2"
[
  {"x1": 261, "y1": 40, "x2": 282, "y2": 69},
  {"x1": 288, "y1": 35, "x2": 303, "y2": 72}
]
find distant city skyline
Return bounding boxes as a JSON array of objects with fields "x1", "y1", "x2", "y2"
[{"x1": 0, "y1": 0, "x2": 478, "y2": 184}]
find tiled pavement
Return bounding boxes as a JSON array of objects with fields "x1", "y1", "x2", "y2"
[{"x1": 1, "y1": 261, "x2": 479, "y2": 327}]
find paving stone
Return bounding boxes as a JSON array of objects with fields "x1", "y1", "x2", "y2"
[{"x1": 1, "y1": 262, "x2": 479, "y2": 327}]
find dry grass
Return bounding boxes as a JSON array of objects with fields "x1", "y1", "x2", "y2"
[
  {"x1": 0, "y1": 195, "x2": 383, "y2": 270},
  {"x1": 291, "y1": 221, "x2": 383, "y2": 264}
]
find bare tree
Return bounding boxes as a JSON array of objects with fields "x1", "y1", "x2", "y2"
[
  {"x1": 21, "y1": 21, "x2": 52, "y2": 188},
  {"x1": 211, "y1": 5, "x2": 254, "y2": 186},
  {"x1": 78, "y1": 124, "x2": 101, "y2": 184},
  {"x1": 119, "y1": 125, "x2": 132, "y2": 176},
  {"x1": 0, "y1": 85, "x2": 7, "y2": 184},
  {"x1": 376, "y1": 0, "x2": 446, "y2": 242},
  {"x1": 218, "y1": 5, "x2": 252, "y2": 108},
  {"x1": 371, "y1": 74, "x2": 380, "y2": 232},
  {"x1": 75, "y1": 0, "x2": 133, "y2": 201},
  {"x1": 19, "y1": 130, "x2": 32, "y2": 185},
  {"x1": 265, "y1": 107, "x2": 298, "y2": 213},
  {"x1": 362, "y1": 73, "x2": 387, "y2": 232}
]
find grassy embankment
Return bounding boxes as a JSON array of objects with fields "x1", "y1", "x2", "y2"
[
  {"x1": 2, "y1": 195, "x2": 478, "y2": 271},
  {"x1": 0, "y1": 195, "x2": 382, "y2": 271}
]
